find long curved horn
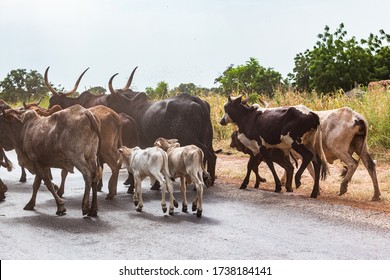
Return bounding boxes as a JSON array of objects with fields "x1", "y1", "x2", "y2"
[
  {"x1": 108, "y1": 73, "x2": 119, "y2": 95},
  {"x1": 44, "y1": 67, "x2": 60, "y2": 96},
  {"x1": 63, "y1": 67, "x2": 89, "y2": 96},
  {"x1": 123, "y1": 66, "x2": 138, "y2": 91},
  {"x1": 44, "y1": 67, "x2": 89, "y2": 97}
]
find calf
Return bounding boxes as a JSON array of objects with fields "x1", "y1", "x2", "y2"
[
  {"x1": 0, "y1": 105, "x2": 102, "y2": 216},
  {"x1": 220, "y1": 96, "x2": 327, "y2": 198},
  {"x1": 154, "y1": 137, "x2": 207, "y2": 217},
  {"x1": 118, "y1": 146, "x2": 176, "y2": 215},
  {"x1": 230, "y1": 131, "x2": 295, "y2": 190}
]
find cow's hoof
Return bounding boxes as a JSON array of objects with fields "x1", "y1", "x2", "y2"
[
  {"x1": 23, "y1": 203, "x2": 35, "y2": 211},
  {"x1": 134, "y1": 200, "x2": 139, "y2": 207},
  {"x1": 123, "y1": 178, "x2": 132, "y2": 185},
  {"x1": 87, "y1": 209, "x2": 98, "y2": 217},
  {"x1": 19, "y1": 177, "x2": 27, "y2": 183},
  {"x1": 169, "y1": 209, "x2": 174, "y2": 216},
  {"x1": 82, "y1": 207, "x2": 90, "y2": 216},
  {"x1": 286, "y1": 188, "x2": 293, "y2": 192},
  {"x1": 0, "y1": 193, "x2": 6, "y2": 201},
  {"x1": 182, "y1": 205, "x2": 188, "y2": 213},
  {"x1": 192, "y1": 203, "x2": 197, "y2": 212},
  {"x1": 295, "y1": 180, "x2": 302, "y2": 189},
  {"x1": 127, "y1": 186, "x2": 134, "y2": 194},
  {"x1": 239, "y1": 183, "x2": 248, "y2": 189},
  {"x1": 136, "y1": 207, "x2": 142, "y2": 212},
  {"x1": 196, "y1": 210, "x2": 202, "y2": 217},
  {"x1": 162, "y1": 207, "x2": 167, "y2": 213},
  {"x1": 372, "y1": 195, "x2": 381, "y2": 202},
  {"x1": 259, "y1": 177, "x2": 267, "y2": 183},
  {"x1": 254, "y1": 183, "x2": 260, "y2": 189},
  {"x1": 310, "y1": 193, "x2": 318, "y2": 198},
  {"x1": 105, "y1": 194, "x2": 114, "y2": 200},
  {"x1": 173, "y1": 200, "x2": 179, "y2": 208}
]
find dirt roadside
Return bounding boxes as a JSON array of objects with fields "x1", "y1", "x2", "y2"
[{"x1": 215, "y1": 153, "x2": 390, "y2": 214}]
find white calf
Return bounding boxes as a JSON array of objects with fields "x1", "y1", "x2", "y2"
[
  {"x1": 118, "y1": 146, "x2": 176, "y2": 215},
  {"x1": 154, "y1": 137, "x2": 207, "y2": 217}
]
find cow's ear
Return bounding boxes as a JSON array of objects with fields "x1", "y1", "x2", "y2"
[
  {"x1": 168, "y1": 139, "x2": 178, "y2": 144},
  {"x1": 233, "y1": 95, "x2": 242, "y2": 104}
]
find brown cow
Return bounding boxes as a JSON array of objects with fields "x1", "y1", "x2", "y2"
[
  {"x1": 0, "y1": 105, "x2": 102, "y2": 216},
  {"x1": 23, "y1": 103, "x2": 123, "y2": 199}
]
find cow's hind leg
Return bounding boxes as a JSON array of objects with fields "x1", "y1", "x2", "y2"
[
  {"x1": 291, "y1": 143, "x2": 313, "y2": 189},
  {"x1": 260, "y1": 147, "x2": 282, "y2": 192},
  {"x1": 310, "y1": 154, "x2": 322, "y2": 198},
  {"x1": 179, "y1": 177, "x2": 188, "y2": 212},
  {"x1": 361, "y1": 151, "x2": 381, "y2": 201},
  {"x1": 338, "y1": 153, "x2": 358, "y2": 196}
]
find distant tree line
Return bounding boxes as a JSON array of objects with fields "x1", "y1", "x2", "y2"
[{"x1": 1, "y1": 23, "x2": 389, "y2": 103}]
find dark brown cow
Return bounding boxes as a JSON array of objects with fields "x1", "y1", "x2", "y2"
[
  {"x1": 106, "y1": 68, "x2": 217, "y2": 186},
  {"x1": 45, "y1": 67, "x2": 109, "y2": 109},
  {"x1": 0, "y1": 105, "x2": 102, "y2": 216},
  {"x1": 0, "y1": 148, "x2": 12, "y2": 200},
  {"x1": 220, "y1": 96, "x2": 327, "y2": 198},
  {"x1": 0, "y1": 99, "x2": 27, "y2": 185}
]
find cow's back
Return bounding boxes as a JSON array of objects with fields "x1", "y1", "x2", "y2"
[{"x1": 22, "y1": 105, "x2": 100, "y2": 171}]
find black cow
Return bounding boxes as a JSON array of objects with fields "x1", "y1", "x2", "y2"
[
  {"x1": 105, "y1": 68, "x2": 217, "y2": 186},
  {"x1": 220, "y1": 96, "x2": 326, "y2": 198}
]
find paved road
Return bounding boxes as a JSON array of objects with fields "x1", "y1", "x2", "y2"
[{"x1": 1, "y1": 150, "x2": 389, "y2": 260}]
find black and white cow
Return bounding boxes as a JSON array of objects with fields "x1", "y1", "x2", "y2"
[{"x1": 220, "y1": 96, "x2": 327, "y2": 198}]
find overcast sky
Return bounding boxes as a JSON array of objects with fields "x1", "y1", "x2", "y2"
[{"x1": 1, "y1": 0, "x2": 389, "y2": 92}]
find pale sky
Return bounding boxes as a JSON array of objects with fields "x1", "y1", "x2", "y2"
[{"x1": 0, "y1": 0, "x2": 389, "y2": 92}]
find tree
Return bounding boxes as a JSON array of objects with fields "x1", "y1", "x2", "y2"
[
  {"x1": 215, "y1": 57, "x2": 284, "y2": 97},
  {"x1": 88, "y1": 86, "x2": 106, "y2": 95},
  {"x1": 0, "y1": 69, "x2": 47, "y2": 103},
  {"x1": 145, "y1": 81, "x2": 169, "y2": 100},
  {"x1": 289, "y1": 24, "x2": 390, "y2": 93}
]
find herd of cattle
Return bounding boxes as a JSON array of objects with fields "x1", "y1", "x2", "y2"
[{"x1": 0, "y1": 67, "x2": 382, "y2": 218}]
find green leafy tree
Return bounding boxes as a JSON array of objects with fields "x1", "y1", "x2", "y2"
[
  {"x1": 290, "y1": 24, "x2": 390, "y2": 93},
  {"x1": 88, "y1": 86, "x2": 106, "y2": 95},
  {"x1": 215, "y1": 57, "x2": 284, "y2": 97},
  {"x1": 0, "y1": 69, "x2": 47, "y2": 103},
  {"x1": 145, "y1": 81, "x2": 169, "y2": 100}
]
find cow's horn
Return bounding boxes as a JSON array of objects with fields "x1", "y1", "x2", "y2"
[
  {"x1": 63, "y1": 67, "x2": 89, "y2": 97},
  {"x1": 258, "y1": 98, "x2": 269, "y2": 108},
  {"x1": 123, "y1": 66, "x2": 138, "y2": 91},
  {"x1": 44, "y1": 67, "x2": 60, "y2": 96},
  {"x1": 108, "y1": 73, "x2": 119, "y2": 94}
]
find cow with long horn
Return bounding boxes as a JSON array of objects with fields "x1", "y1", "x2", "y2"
[{"x1": 105, "y1": 67, "x2": 217, "y2": 186}]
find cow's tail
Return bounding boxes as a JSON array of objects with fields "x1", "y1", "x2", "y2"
[
  {"x1": 316, "y1": 125, "x2": 329, "y2": 181},
  {"x1": 162, "y1": 151, "x2": 175, "y2": 182},
  {"x1": 1, "y1": 152, "x2": 13, "y2": 172},
  {"x1": 199, "y1": 149, "x2": 211, "y2": 187},
  {"x1": 84, "y1": 109, "x2": 103, "y2": 182}
]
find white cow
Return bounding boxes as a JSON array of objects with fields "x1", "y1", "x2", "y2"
[
  {"x1": 118, "y1": 146, "x2": 177, "y2": 214},
  {"x1": 154, "y1": 137, "x2": 208, "y2": 217}
]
